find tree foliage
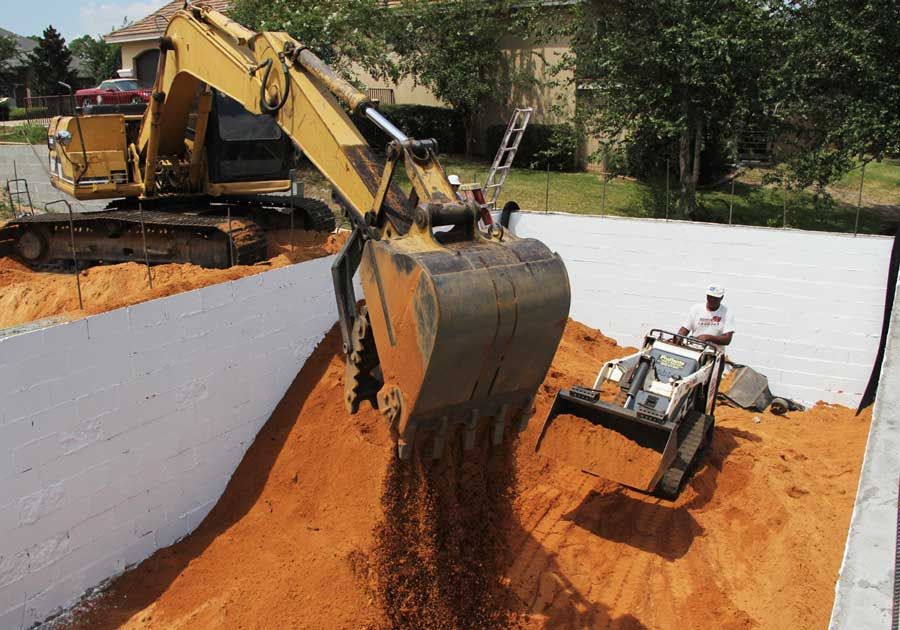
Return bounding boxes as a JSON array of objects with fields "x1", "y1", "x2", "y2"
[
  {"x1": 778, "y1": 0, "x2": 900, "y2": 190},
  {"x1": 228, "y1": 0, "x2": 395, "y2": 78},
  {"x1": 388, "y1": 0, "x2": 538, "y2": 156},
  {"x1": 0, "y1": 34, "x2": 24, "y2": 90},
  {"x1": 69, "y1": 35, "x2": 121, "y2": 85},
  {"x1": 29, "y1": 26, "x2": 75, "y2": 95},
  {"x1": 558, "y1": 0, "x2": 780, "y2": 214}
]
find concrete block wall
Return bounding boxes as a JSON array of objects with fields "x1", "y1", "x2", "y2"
[
  {"x1": 507, "y1": 212, "x2": 894, "y2": 405},
  {"x1": 0, "y1": 144, "x2": 107, "y2": 212},
  {"x1": 0, "y1": 256, "x2": 338, "y2": 628}
]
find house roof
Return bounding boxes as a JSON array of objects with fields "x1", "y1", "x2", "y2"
[
  {"x1": 0, "y1": 27, "x2": 37, "y2": 55},
  {"x1": 0, "y1": 26, "x2": 89, "y2": 77},
  {"x1": 105, "y1": 0, "x2": 231, "y2": 44}
]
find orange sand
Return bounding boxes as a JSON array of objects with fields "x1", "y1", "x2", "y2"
[
  {"x1": 538, "y1": 413, "x2": 663, "y2": 490},
  {"x1": 0, "y1": 231, "x2": 345, "y2": 330},
  {"x1": 54, "y1": 319, "x2": 870, "y2": 629}
]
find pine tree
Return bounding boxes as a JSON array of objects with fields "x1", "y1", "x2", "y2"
[{"x1": 29, "y1": 26, "x2": 75, "y2": 95}]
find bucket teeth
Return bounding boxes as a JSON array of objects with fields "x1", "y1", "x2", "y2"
[
  {"x1": 431, "y1": 416, "x2": 449, "y2": 459},
  {"x1": 492, "y1": 404, "x2": 509, "y2": 446},
  {"x1": 464, "y1": 410, "x2": 479, "y2": 451},
  {"x1": 517, "y1": 397, "x2": 535, "y2": 432}
]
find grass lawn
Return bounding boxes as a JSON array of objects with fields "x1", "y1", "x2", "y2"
[
  {"x1": 412, "y1": 155, "x2": 896, "y2": 235},
  {"x1": 0, "y1": 124, "x2": 49, "y2": 144}
]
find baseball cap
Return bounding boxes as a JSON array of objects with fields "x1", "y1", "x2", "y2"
[
  {"x1": 706, "y1": 285, "x2": 725, "y2": 298},
  {"x1": 447, "y1": 174, "x2": 461, "y2": 186}
]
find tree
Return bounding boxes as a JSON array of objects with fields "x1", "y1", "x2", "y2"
[
  {"x1": 29, "y1": 26, "x2": 75, "y2": 95},
  {"x1": 558, "y1": 0, "x2": 781, "y2": 214},
  {"x1": 388, "y1": 0, "x2": 538, "y2": 156},
  {"x1": 0, "y1": 34, "x2": 23, "y2": 92},
  {"x1": 228, "y1": 0, "x2": 396, "y2": 78},
  {"x1": 778, "y1": 0, "x2": 900, "y2": 191},
  {"x1": 69, "y1": 35, "x2": 121, "y2": 85}
]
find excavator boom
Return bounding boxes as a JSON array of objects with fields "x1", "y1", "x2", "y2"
[{"x1": 49, "y1": 6, "x2": 573, "y2": 458}]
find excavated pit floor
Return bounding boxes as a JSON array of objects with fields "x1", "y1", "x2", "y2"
[
  {"x1": 52, "y1": 320, "x2": 870, "y2": 629},
  {"x1": 0, "y1": 230, "x2": 344, "y2": 330}
]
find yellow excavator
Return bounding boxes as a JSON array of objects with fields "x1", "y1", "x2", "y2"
[{"x1": 6, "y1": 5, "x2": 571, "y2": 458}]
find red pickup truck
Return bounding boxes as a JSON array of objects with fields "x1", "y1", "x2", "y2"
[{"x1": 75, "y1": 79, "x2": 151, "y2": 107}]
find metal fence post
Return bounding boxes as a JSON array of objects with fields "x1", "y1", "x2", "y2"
[
  {"x1": 46, "y1": 199, "x2": 83, "y2": 310},
  {"x1": 601, "y1": 171, "x2": 608, "y2": 217},
  {"x1": 227, "y1": 205, "x2": 235, "y2": 266},
  {"x1": 854, "y1": 162, "x2": 866, "y2": 236},
  {"x1": 729, "y1": 174, "x2": 736, "y2": 225},
  {"x1": 782, "y1": 175, "x2": 788, "y2": 228},
  {"x1": 665, "y1": 159, "x2": 670, "y2": 221},
  {"x1": 545, "y1": 158, "x2": 550, "y2": 213},
  {"x1": 139, "y1": 202, "x2": 153, "y2": 289}
]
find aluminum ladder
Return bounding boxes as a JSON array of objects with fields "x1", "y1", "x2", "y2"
[{"x1": 483, "y1": 107, "x2": 532, "y2": 210}]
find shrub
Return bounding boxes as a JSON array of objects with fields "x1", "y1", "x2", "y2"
[
  {"x1": 9, "y1": 107, "x2": 48, "y2": 121},
  {"x1": 485, "y1": 122, "x2": 579, "y2": 171},
  {"x1": 354, "y1": 104, "x2": 465, "y2": 154}
]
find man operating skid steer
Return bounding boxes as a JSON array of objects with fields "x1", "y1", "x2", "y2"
[{"x1": 679, "y1": 285, "x2": 735, "y2": 351}]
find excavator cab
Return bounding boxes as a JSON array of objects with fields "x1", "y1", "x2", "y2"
[{"x1": 205, "y1": 91, "x2": 295, "y2": 184}]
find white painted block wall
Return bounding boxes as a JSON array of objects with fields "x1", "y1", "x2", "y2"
[
  {"x1": 507, "y1": 212, "x2": 894, "y2": 406},
  {"x1": 0, "y1": 256, "x2": 338, "y2": 628}
]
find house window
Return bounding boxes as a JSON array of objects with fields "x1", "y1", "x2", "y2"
[{"x1": 366, "y1": 88, "x2": 395, "y2": 105}]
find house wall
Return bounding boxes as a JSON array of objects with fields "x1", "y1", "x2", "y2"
[
  {"x1": 118, "y1": 41, "x2": 157, "y2": 79},
  {"x1": 506, "y1": 211, "x2": 894, "y2": 406},
  {"x1": 0, "y1": 257, "x2": 338, "y2": 628}
]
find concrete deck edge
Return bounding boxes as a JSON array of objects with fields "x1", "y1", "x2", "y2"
[{"x1": 830, "y1": 274, "x2": 900, "y2": 629}]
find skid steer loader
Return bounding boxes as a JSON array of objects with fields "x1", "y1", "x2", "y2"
[{"x1": 535, "y1": 330, "x2": 724, "y2": 499}]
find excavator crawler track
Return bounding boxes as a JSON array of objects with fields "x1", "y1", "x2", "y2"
[
  {"x1": 0, "y1": 195, "x2": 335, "y2": 269},
  {"x1": 0, "y1": 209, "x2": 268, "y2": 269},
  {"x1": 655, "y1": 411, "x2": 714, "y2": 500},
  {"x1": 220, "y1": 195, "x2": 336, "y2": 233}
]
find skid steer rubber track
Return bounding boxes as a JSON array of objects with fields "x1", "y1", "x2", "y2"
[{"x1": 655, "y1": 411, "x2": 714, "y2": 500}]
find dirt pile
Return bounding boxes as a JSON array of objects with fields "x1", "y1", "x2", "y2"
[
  {"x1": 0, "y1": 231, "x2": 345, "y2": 330},
  {"x1": 55, "y1": 319, "x2": 870, "y2": 630},
  {"x1": 537, "y1": 413, "x2": 662, "y2": 490}
]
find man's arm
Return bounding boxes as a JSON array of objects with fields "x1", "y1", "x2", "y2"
[
  {"x1": 696, "y1": 331, "x2": 734, "y2": 346},
  {"x1": 678, "y1": 326, "x2": 690, "y2": 337}
]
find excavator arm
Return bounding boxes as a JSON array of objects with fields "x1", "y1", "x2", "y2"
[{"x1": 138, "y1": 5, "x2": 572, "y2": 459}]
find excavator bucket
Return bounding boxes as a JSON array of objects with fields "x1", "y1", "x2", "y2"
[
  {"x1": 359, "y1": 232, "x2": 570, "y2": 459},
  {"x1": 535, "y1": 388, "x2": 679, "y2": 493}
]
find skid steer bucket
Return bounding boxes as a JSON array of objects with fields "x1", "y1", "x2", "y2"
[
  {"x1": 360, "y1": 231, "x2": 571, "y2": 459},
  {"x1": 535, "y1": 387, "x2": 679, "y2": 493}
]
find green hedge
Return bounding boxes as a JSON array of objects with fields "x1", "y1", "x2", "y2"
[
  {"x1": 9, "y1": 107, "x2": 48, "y2": 121},
  {"x1": 353, "y1": 104, "x2": 465, "y2": 154},
  {"x1": 485, "y1": 123, "x2": 579, "y2": 171}
]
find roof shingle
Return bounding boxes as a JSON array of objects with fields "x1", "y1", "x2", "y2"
[{"x1": 104, "y1": 0, "x2": 231, "y2": 43}]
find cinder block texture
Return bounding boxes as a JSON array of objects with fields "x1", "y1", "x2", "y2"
[
  {"x1": 508, "y1": 212, "x2": 893, "y2": 406},
  {"x1": 0, "y1": 255, "x2": 337, "y2": 627}
]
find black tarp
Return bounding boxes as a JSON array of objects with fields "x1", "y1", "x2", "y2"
[{"x1": 857, "y1": 225, "x2": 900, "y2": 415}]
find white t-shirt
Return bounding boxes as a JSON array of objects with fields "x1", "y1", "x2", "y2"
[{"x1": 682, "y1": 303, "x2": 735, "y2": 348}]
